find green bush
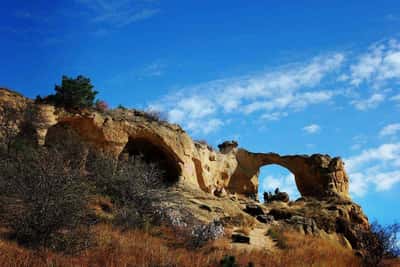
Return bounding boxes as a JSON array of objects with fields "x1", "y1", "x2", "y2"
[
  {"x1": 220, "y1": 255, "x2": 238, "y2": 267},
  {"x1": 38, "y1": 75, "x2": 98, "y2": 109}
]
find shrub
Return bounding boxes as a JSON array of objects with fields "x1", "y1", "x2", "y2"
[
  {"x1": 95, "y1": 99, "x2": 108, "y2": 112},
  {"x1": 38, "y1": 75, "x2": 98, "y2": 109},
  {"x1": 371, "y1": 221, "x2": 400, "y2": 258},
  {"x1": 363, "y1": 221, "x2": 400, "y2": 265},
  {"x1": 143, "y1": 109, "x2": 168, "y2": 122},
  {"x1": 267, "y1": 226, "x2": 288, "y2": 249},
  {"x1": 190, "y1": 220, "x2": 224, "y2": 248},
  {"x1": 86, "y1": 154, "x2": 164, "y2": 229},
  {"x1": 117, "y1": 104, "x2": 127, "y2": 110},
  {"x1": 220, "y1": 255, "x2": 238, "y2": 267},
  {"x1": 0, "y1": 145, "x2": 90, "y2": 251}
]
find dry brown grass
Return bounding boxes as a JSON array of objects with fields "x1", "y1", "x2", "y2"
[
  {"x1": 1, "y1": 224, "x2": 395, "y2": 267},
  {"x1": 235, "y1": 226, "x2": 252, "y2": 236}
]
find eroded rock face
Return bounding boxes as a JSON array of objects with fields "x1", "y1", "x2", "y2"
[
  {"x1": 0, "y1": 89, "x2": 349, "y2": 200},
  {"x1": 1, "y1": 88, "x2": 374, "y2": 255},
  {"x1": 228, "y1": 150, "x2": 350, "y2": 199}
]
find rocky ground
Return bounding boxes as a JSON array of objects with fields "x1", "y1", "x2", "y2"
[{"x1": 0, "y1": 88, "x2": 392, "y2": 265}]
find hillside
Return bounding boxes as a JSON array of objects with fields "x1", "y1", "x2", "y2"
[{"x1": 0, "y1": 88, "x2": 398, "y2": 267}]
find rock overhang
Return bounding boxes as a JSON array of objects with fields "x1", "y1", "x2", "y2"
[{"x1": 0, "y1": 88, "x2": 350, "y2": 200}]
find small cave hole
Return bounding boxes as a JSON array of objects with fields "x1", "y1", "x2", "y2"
[{"x1": 121, "y1": 137, "x2": 181, "y2": 185}]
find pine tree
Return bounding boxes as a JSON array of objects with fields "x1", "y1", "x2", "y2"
[{"x1": 45, "y1": 75, "x2": 98, "y2": 109}]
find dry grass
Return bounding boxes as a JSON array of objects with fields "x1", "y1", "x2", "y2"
[
  {"x1": 276, "y1": 231, "x2": 362, "y2": 267},
  {"x1": 0, "y1": 224, "x2": 378, "y2": 267},
  {"x1": 235, "y1": 226, "x2": 252, "y2": 236}
]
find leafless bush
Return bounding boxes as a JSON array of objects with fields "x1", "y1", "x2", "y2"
[
  {"x1": 0, "y1": 145, "x2": 90, "y2": 251},
  {"x1": 190, "y1": 220, "x2": 224, "y2": 248},
  {"x1": 362, "y1": 221, "x2": 400, "y2": 266},
  {"x1": 143, "y1": 109, "x2": 168, "y2": 122},
  {"x1": 86, "y1": 154, "x2": 165, "y2": 229}
]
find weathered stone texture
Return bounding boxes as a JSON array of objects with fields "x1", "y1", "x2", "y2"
[{"x1": 0, "y1": 88, "x2": 349, "y2": 200}]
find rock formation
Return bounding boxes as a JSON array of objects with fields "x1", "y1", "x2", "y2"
[
  {"x1": 0, "y1": 88, "x2": 374, "y2": 255},
  {"x1": 0, "y1": 88, "x2": 350, "y2": 200}
]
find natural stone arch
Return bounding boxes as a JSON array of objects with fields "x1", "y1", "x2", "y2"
[
  {"x1": 120, "y1": 135, "x2": 183, "y2": 185},
  {"x1": 228, "y1": 149, "x2": 350, "y2": 200}
]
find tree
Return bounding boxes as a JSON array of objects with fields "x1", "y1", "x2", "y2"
[
  {"x1": 0, "y1": 145, "x2": 90, "y2": 250},
  {"x1": 43, "y1": 75, "x2": 98, "y2": 109}
]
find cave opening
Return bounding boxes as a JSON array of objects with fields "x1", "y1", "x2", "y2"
[{"x1": 121, "y1": 137, "x2": 181, "y2": 185}]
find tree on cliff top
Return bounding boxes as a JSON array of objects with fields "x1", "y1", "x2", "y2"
[{"x1": 37, "y1": 75, "x2": 98, "y2": 109}]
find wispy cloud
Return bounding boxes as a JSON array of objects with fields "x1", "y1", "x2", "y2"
[
  {"x1": 345, "y1": 143, "x2": 400, "y2": 197},
  {"x1": 148, "y1": 38, "x2": 400, "y2": 136},
  {"x1": 302, "y1": 124, "x2": 321, "y2": 134},
  {"x1": 351, "y1": 135, "x2": 368, "y2": 150},
  {"x1": 391, "y1": 94, "x2": 400, "y2": 105},
  {"x1": 140, "y1": 61, "x2": 166, "y2": 78},
  {"x1": 349, "y1": 39, "x2": 400, "y2": 88},
  {"x1": 351, "y1": 93, "x2": 385, "y2": 110},
  {"x1": 380, "y1": 123, "x2": 400, "y2": 137},
  {"x1": 76, "y1": 0, "x2": 160, "y2": 27},
  {"x1": 150, "y1": 53, "x2": 344, "y2": 135}
]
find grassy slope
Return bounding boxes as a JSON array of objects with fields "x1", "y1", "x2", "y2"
[{"x1": 0, "y1": 224, "x2": 370, "y2": 267}]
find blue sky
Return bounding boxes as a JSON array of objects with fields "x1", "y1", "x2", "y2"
[{"x1": 1, "y1": 0, "x2": 400, "y2": 224}]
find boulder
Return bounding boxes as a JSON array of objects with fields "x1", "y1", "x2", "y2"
[
  {"x1": 256, "y1": 214, "x2": 274, "y2": 224},
  {"x1": 268, "y1": 209, "x2": 294, "y2": 220},
  {"x1": 243, "y1": 204, "x2": 264, "y2": 216},
  {"x1": 287, "y1": 215, "x2": 318, "y2": 234},
  {"x1": 264, "y1": 189, "x2": 290, "y2": 203},
  {"x1": 232, "y1": 233, "x2": 250, "y2": 244}
]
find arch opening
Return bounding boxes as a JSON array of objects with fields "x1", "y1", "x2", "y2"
[
  {"x1": 121, "y1": 137, "x2": 181, "y2": 185},
  {"x1": 258, "y1": 165, "x2": 300, "y2": 202}
]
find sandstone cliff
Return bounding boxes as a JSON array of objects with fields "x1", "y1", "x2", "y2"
[
  {"x1": 0, "y1": 88, "x2": 372, "y2": 254},
  {"x1": 0, "y1": 88, "x2": 350, "y2": 201}
]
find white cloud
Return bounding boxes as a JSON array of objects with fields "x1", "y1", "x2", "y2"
[
  {"x1": 351, "y1": 93, "x2": 385, "y2": 110},
  {"x1": 349, "y1": 173, "x2": 369, "y2": 197},
  {"x1": 76, "y1": 0, "x2": 160, "y2": 27},
  {"x1": 302, "y1": 124, "x2": 321, "y2": 134},
  {"x1": 350, "y1": 39, "x2": 400, "y2": 88},
  {"x1": 150, "y1": 53, "x2": 343, "y2": 135},
  {"x1": 346, "y1": 143, "x2": 400, "y2": 172},
  {"x1": 141, "y1": 62, "x2": 166, "y2": 77},
  {"x1": 149, "y1": 38, "x2": 400, "y2": 136},
  {"x1": 261, "y1": 112, "x2": 288, "y2": 121},
  {"x1": 375, "y1": 171, "x2": 400, "y2": 191},
  {"x1": 345, "y1": 143, "x2": 400, "y2": 197},
  {"x1": 201, "y1": 119, "x2": 224, "y2": 135},
  {"x1": 175, "y1": 97, "x2": 216, "y2": 119},
  {"x1": 391, "y1": 94, "x2": 400, "y2": 103},
  {"x1": 351, "y1": 135, "x2": 368, "y2": 150},
  {"x1": 380, "y1": 123, "x2": 400, "y2": 137}
]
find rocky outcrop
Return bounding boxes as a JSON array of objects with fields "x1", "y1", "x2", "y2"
[
  {"x1": 0, "y1": 88, "x2": 374, "y2": 256},
  {"x1": 228, "y1": 150, "x2": 350, "y2": 199},
  {"x1": 0, "y1": 88, "x2": 349, "y2": 200}
]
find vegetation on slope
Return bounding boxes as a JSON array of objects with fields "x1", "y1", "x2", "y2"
[{"x1": 0, "y1": 75, "x2": 399, "y2": 266}]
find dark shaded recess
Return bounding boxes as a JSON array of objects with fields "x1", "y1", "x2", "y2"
[{"x1": 122, "y1": 137, "x2": 180, "y2": 185}]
